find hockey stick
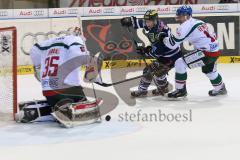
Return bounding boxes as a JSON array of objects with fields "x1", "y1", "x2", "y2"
[
  {"x1": 95, "y1": 28, "x2": 154, "y2": 87},
  {"x1": 95, "y1": 73, "x2": 146, "y2": 87}
]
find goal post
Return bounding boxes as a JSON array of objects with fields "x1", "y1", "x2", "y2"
[{"x1": 0, "y1": 27, "x2": 17, "y2": 120}]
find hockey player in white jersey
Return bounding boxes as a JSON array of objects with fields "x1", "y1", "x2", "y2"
[
  {"x1": 16, "y1": 27, "x2": 103, "y2": 128},
  {"x1": 162, "y1": 5, "x2": 227, "y2": 98}
]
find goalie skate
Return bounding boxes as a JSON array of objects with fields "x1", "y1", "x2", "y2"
[
  {"x1": 15, "y1": 100, "x2": 53, "y2": 123},
  {"x1": 51, "y1": 98, "x2": 103, "y2": 128}
]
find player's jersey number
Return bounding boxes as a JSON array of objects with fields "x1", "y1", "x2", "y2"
[{"x1": 42, "y1": 56, "x2": 59, "y2": 78}]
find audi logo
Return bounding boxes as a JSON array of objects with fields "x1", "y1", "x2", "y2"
[
  {"x1": 103, "y1": 8, "x2": 115, "y2": 14},
  {"x1": 136, "y1": 7, "x2": 148, "y2": 13},
  {"x1": 33, "y1": 10, "x2": 45, "y2": 16},
  {"x1": 171, "y1": 6, "x2": 179, "y2": 12},
  {"x1": 21, "y1": 31, "x2": 70, "y2": 55},
  {"x1": 217, "y1": 5, "x2": 230, "y2": 11},
  {"x1": 67, "y1": 9, "x2": 78, "y2": 15},
  {"x1": 0, "y1": 11, "x2": 8, "y2": 17}
]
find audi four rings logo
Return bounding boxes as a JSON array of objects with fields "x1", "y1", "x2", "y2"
[
  {"x1": 0, "y1": 11, "x2": 8, "y2": 17},
  {"x1": 103, "y1": 8, "x2": 115, "y2": 14},
  {"x1": 136, "y1": 7, "x2": 148, "y2": 13},
  {"x1": 171, "y1": 7, "x2": 178, "y2": 12},
  {"x1": 21, "y1": 31, "x2": 70, "y2": 55},
  {"x1": 33, "y1": 10, "x2": 45, "y2": 16},
  {"x1": 217, "y1": 5, "x2": 229, "y2": 11},
  {"x1": 67, "y1": 9, "x2": 77, "y2": 15}
]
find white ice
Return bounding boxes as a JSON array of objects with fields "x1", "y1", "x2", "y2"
[{"x1": 0, "y1": 64, "x2": 240, "y2": 160}]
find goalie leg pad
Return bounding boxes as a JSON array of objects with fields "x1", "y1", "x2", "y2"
[
  {"x1": 15, "y1": 100, "x2": 53, "y2": 123},
  {"x1": 52, "y1": 99, "x2": 103, "y2": 128}
]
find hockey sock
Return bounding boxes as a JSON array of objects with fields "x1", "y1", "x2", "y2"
[
  {"x1": 174, "y1": 58, "x2": 188, "y2": 90},
  {"x1": 205, "y1": 71, "x2": 223, "y2": 91},
  {"x1": 210, "y1": 74, "x2": 223, "y2": 91},
  {"x1": 175, "y1": 72, "x2": 187, "y2": 89},
  {"x1": 155, "y1": 75, "x2": 167, "y2": 88},
  {"x1": 138, "y1": 78, "x2": 151, "y2": 91}
]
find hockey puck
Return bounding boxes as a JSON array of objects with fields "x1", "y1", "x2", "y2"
[{"x1": 105, "y1": 115, "x2": 111, "y2": 121}]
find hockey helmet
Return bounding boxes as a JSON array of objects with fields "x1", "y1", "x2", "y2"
[
  {"x1": 144, "y1": 10, "x2": 158, "y2": 21},
  {"x1": 176, "y1": 5, "x2": 192, "y2": 16}
]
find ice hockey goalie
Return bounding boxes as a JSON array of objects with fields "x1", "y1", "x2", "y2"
[{"x1": 15, "y1": 27, "x2": 103, "y2": 128}]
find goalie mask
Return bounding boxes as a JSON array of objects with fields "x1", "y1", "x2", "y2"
[{"x1": 67, "y1": 27, "x2": 83, "y2": 37}]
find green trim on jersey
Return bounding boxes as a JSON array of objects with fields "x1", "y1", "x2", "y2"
[
  {"x1": 35, "y1": 42, "x2": 82, "y2": 50},
  {"x1": 173, "y1": 22, "x2": 204, "y2": 42}
]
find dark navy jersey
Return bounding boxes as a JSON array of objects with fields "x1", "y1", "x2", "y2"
[{"x1": 132, "y1": 17, "x2": 180, "y2": 59}]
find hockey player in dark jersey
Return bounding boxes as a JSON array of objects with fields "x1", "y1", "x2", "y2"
[{"x1": 121, "y1": 10, "x2": 182, "y2": 97}]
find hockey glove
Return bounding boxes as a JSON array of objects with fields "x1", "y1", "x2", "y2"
[
  {"x1": 121, "y1": 17, "x2": 133, "y2": 27},
  {"x1": 158, "y1": 32, "x2": 168, "y2": 42},
  {"x1": 136, "y1": 46, "x2": 152, "y2": 55},
  {"x1": 158, "y1": 27, "x2": 170, "y2": 42},
  {"x1": 149, "y1": 61, "x2": 171, "y2": 77}
]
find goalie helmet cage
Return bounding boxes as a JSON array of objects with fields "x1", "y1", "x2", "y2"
[{"x1": 0, "y1": 27, "x2": 17, "y2": 120}]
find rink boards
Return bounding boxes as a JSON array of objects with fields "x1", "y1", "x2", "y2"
[{"x1": 14, "y1": 56, "x2": 240, "y2": 75}]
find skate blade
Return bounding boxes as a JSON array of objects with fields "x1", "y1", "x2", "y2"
[
  {"x1": 130, "y1": 94, "x2": 148, "y2": 99},
  {"x1": 166, "y1": 96, "x2": 188, "y2": 101}
]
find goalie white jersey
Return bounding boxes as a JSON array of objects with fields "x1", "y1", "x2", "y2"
[
  {"x1": 163, "y1": 17, "x2": 219, "y2": 53},
  {"x1": 30, "y1": 35, "x2": 90, "y2": 94}
]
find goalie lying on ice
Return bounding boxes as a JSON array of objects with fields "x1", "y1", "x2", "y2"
[{"x1": 15, "y1": 27, "x2": 103, "y2": 128}]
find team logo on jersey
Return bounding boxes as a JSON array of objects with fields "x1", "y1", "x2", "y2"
[
  {"x1": 209, "y1": 43, "x2": 218, "y2": 51},
  {"x1": 176, "y1": 28, "x2": 181, "y2": 37}
]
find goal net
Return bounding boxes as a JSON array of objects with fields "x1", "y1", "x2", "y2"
[{"x1": 0, "y1": 27, "x2": 17, "y2": 121}]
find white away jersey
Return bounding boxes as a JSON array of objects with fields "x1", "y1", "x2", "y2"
[
  {"x1": 163, "y1": 17, "x2": 219, "y2": 52},
  {"x1": 30, "y1": 35, "x2": 90, "y2": 92}
]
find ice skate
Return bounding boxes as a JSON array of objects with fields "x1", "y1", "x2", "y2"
[
  {"x1": 131, "y1": 90, "x2": 148, "y2": 98},
  {"x1": 152, "y1": 82, "x2": 173, "y2": 96},
  {"x1": 167, "y1": 85, "x2": 187, "y2": 100},
  {"x1": 209, "y1": 83, "x2": 227, "y2": 96}
]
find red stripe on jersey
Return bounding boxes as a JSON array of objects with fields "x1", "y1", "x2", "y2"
[
  {"x1": 43, "y1": 90, "x2": 65, "y2": 96},
  {"x1": 203, "y1": 51, "x2": 221, "y2": 57}
]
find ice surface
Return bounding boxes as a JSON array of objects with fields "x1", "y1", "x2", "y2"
[{"x1": 0, "y1": 64, "x2": 240, "y2": 160}]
